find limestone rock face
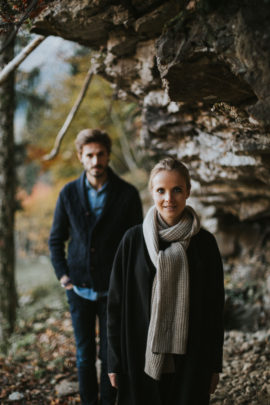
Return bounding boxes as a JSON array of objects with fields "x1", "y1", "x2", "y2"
[
  {"x1": 156, "y1": 2, "x2": 270, "y2": 126},
  {"x1": 33, "y1": 0, "x2": 270, "y2": 328}
]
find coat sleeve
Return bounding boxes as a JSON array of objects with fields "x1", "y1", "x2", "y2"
[
  {"x1": 107, "y1": 233, "x2": 130, "y2": 374},
  {"x1": 210, "y1": 234, "x2": 225, "y2": 373},
  {"x1": 48, "y1": 191, "x2": 70, "y2": 280}
]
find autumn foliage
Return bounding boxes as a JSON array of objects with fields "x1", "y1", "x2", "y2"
[{"x1": 0, "y1": 0, "x2": 48, "y2": 33}]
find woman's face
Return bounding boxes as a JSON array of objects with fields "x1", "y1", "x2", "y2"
[{"x1": 151, "y1": 170, "x2": 190, "y2": 226}]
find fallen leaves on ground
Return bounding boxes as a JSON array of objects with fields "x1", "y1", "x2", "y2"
[{"x1": 0, "y1": 308, "x2": 80, "y2": 404}]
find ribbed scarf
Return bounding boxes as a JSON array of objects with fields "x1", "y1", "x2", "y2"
[{"x1": 143, "y1": 205, "x2": 200, "y2": 380}]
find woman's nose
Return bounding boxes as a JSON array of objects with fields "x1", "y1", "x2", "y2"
[{"x1": 164, "y1": 192, "x2": 173, "y2": 202}]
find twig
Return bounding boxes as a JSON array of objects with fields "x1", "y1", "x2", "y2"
[
  {"x1": 43, "y1": 66, "x2": 94, "y2": 161},
  {"x1": 111, "y1": 111, "x2": 138, "y2": 171},
  {"x1": 104, "y1": 96, "x2": 138, "y2": 172},
  {"x1": 0, "y1": 35, "x2": 45, "y2": 84},
  {"x1": 0, "y1": 0, "x2": 40, "y2": 54},
  {"x1": 0, "y1": 22, "x2": 14, "y2": 29}
]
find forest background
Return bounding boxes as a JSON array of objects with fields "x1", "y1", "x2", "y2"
[
  {"x1": 0, "y1": 30, "x2": 152, "y2": 404},
  {"x1": 15, "y1": 33, "x2": 149, "y2": 261}
]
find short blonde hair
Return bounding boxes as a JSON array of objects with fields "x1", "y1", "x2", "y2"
[{"x1": 149, "y1": 157, "x2": 191, "y2": 192}]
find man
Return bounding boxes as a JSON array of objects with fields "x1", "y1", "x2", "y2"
[{"x1": 49, "y1": 129, "x2": 143, "y2": 405}]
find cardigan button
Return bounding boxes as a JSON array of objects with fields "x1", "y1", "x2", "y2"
[{"x1": 90, "y1": 247, "x2": 95, "y2": 253}]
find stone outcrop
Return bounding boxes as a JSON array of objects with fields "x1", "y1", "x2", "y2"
[{"x1": 32, "y1": 0, "x2": 270, "y2": 328}]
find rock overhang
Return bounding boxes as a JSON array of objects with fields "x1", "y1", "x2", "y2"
[{"x1": 31, "y1": 0, "x2": 270, "y2": 223}]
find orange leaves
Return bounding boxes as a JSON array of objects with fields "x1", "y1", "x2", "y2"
[{"x1": 0, "y1": 0, "x2": 47, "y2": 25}]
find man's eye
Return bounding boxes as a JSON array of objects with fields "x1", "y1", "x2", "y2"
[{"x1": 173, "y1": 187, "x2": 182, "y2": 193}]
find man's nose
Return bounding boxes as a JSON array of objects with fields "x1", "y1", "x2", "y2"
[{"x1": 92, "y1": 156, "x2": 98, "y2": 165}]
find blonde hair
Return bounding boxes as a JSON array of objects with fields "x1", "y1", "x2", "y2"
[{"x1": 149, "y1": 157, "x2": 191, "y2": 192}]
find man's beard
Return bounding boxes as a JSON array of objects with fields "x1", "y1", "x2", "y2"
[{"x1": 89, "y1": 165, "x2": 106, "y2": 177}]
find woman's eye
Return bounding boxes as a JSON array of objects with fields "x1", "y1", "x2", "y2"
[{"x1": 157, "y1": 188, "x2": 164, "y2": 194}]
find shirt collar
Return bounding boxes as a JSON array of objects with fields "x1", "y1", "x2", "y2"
[{"x1": 85, "y1": 175, "x2": 109, "y2": 194}]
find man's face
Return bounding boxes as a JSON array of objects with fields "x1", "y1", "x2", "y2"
[{"x1": 79, "y1": 142, "x2": 110, "y2": 178}]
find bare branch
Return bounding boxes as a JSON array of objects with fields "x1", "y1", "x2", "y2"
[
  {"x1": 104, "y1": 98, "x2": 138, "y2": 171},
  {"x1": 43, "y1": 66, "x2": 94, "y2": 161},
  {"x1": 0, "y1": 0, "x2": 41, "y2": 54},
  {"x1": 0, "y1": 35, "x2": 45, "y2": 85},
  {"x1": 111, "y1": 111, "x2": 138, "y2": 172}
]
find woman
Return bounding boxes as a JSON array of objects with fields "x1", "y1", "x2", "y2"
[{"x1": 107, "y1": 158, "x2": 224, "y2": 405}]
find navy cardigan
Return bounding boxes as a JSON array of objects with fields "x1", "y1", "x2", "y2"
[{"x1": 49, "y1": 168, "x2": 143, "y2": 291}]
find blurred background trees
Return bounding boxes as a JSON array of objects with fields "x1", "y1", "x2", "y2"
[
  {"x1": 15, "y1": 44, "x2": 148, "y2": 259},
  {"x1": 0, "y1": 19, "x2": 149, "y2": 348}
]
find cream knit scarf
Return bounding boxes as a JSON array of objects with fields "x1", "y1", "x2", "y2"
[{"x1": 143, "y1": 205, "x2": 200, "y2": 380}]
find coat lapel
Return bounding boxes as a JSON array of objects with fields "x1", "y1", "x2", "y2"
[
  {"x1": 75, "y1": 172, "x2": 97, "y2": 226},
  {"x1": 76, "y1": 173, "x2": 89, "y2": 212},
  {"x1": 186, "y1": 233, "x2": 204, "y2": 351},
  {"x1": 187, "y1": 233, "x2": 204, "y2": 289},
  {"x1": 136, "y1": 233, "x2": 156, "y2": 321}
]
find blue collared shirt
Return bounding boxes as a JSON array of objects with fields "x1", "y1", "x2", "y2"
[
  {"x1": 85, "y1": 176, "x2": 109, "y2": 218},
  {"x1": 73, "y1": 175, "x2": 109, "y2": 301}
]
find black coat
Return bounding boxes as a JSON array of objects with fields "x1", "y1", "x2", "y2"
[
  {"x1": 49, "y1": 168, "x2": 143, "y2": 291},
  {"x1": 107, "y1": 225, "x2": 224, "y2": 405}
]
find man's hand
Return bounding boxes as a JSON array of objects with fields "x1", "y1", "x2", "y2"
[
  {"x1": 209, "y1": 373, "x2": 220, "y2": 394},
  {"x1": 60, "y1": 275, "x2": 73, "y2": 290},
  {"x1": 108, "y1": 373, "x2": 118, "y2": 388}
]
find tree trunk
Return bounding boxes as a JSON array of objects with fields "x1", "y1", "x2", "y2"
[{"x1": 0, "y1": 36, "x2": 17, "y2": 350}]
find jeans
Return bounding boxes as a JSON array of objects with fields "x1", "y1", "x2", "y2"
[{"x1": 66, "y1": 289, "x2": 117, "y2": 405}]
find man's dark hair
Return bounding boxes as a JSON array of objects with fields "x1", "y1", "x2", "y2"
[{"x1": 75, "y1": 128, "x2": 112, "y2": 155}]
